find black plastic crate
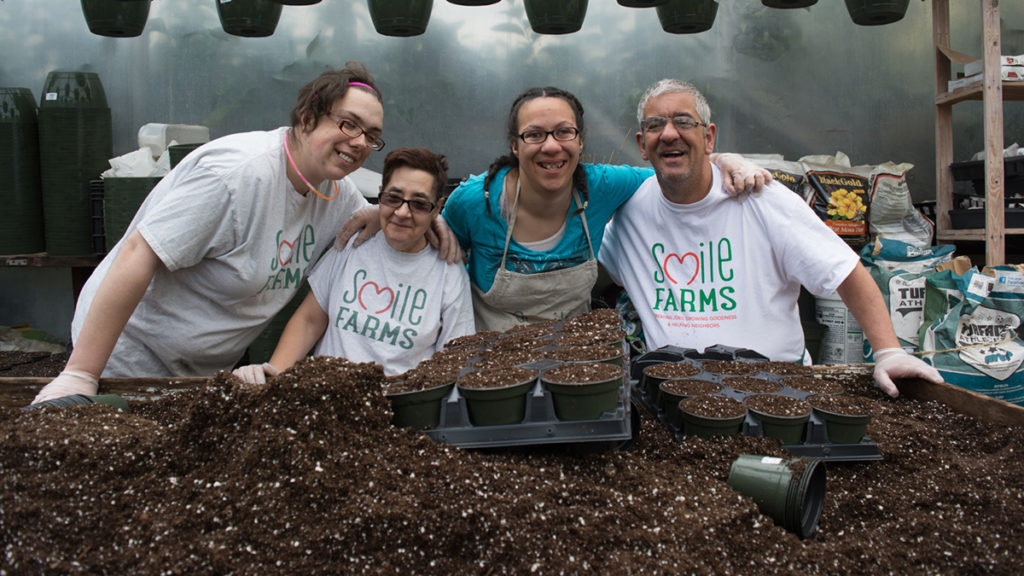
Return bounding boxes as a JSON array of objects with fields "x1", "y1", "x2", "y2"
[{"x1": 950, "y1": 156, "x2": 1024, "y2": 196}]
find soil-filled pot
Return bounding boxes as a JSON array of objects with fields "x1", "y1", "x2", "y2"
[
  {"x1": 808, "y1": 394, "x2": 876, "y2": 444},
  {"x1": 368, "y1": 0, "x2": 433, "y2": 37},
  {"x1": 844, "y1": 0, "x2": 909, "y2": 26},
  {"x1": 722, "y1": 376, "x2": 783, "y2": 394},
  {"x1": 386, "y1": 381, "x2": 454, "y2": 430},
  {"x1": 23, "y1": 394, "x2": 129, "y2": 412},
  {"x1": 81, "y1": 0, "x2": 150, "y2": 38},
  {"x1": 102, "y1": 176, "x2": 162, "y2": 251},
  {"x1": 656, "y1": 0, "x2": 718, "y2": 34},
  {"x1": 618, "y1": 0, "x2": 669, "y2": 7},
  {"x1": 745, "y1": 394, "x2": 812, "y2": 445},
  {"x1": 457, "y1": 366, "x2": 537, "y2": 426},
  {"x1": 762, "y1": 0, "x2": 817, "y2": 8},
  {"x1": 680, "y1": 395, "x2": 747, "y2": 438},
  {"x1": 542, "y1": 362, "x2": 623, "y2": 421},
  {"x1": 727, "y1": 455, "x2": 825, "y2": 539},
  {"x1": 641, "y1": 361, "x2": 701, "y2": 405},
  {"x1": 216, "y1": 0, "x2": 283, "y2": 37},
  {"x1": 524, "y1": 0, "x2": 588, "y2": 35},
  {"x1": 659, "y1": 379, "x2": 720, "y2": 429},
  {"x1": 543, "y1": 344, "x2": 623, "y2": 367}
]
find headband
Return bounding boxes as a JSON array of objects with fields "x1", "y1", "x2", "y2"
[{"x1": 348, "y1": 81, "x2": 376, "y2": 92}]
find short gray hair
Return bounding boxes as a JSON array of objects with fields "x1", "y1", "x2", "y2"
[{"x1": 636, "y1": 79, "x2": 711, "y2": 130}]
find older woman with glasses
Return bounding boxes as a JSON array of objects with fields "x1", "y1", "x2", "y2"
[
  {"x1": 31, "y1": 62, "x2": 411, "y2": 404},
  {"x1": 233, "y1": 147, "x2": 474, "y2": 382}
]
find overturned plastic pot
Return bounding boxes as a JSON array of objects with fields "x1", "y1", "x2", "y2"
[
  {"x1": 368, "y1": 0, "x2": 433, "y2": 37},
  {"x1": 727, "y1": 454, "x2": 825, "y2": 539},
  {"x1": 216, "y1": 0, "x2": 282, "y2": 37},
  {"x1": 542, "y1": 362, "x2": 623, "y2": 421},
  {"x1": 656, "y1": 0, "x2": 718, "y2": 34},
  {"x1": 524, "y1": 0, "x2": 588, "y2": 35},
  {"x1": 844, "y1": 0, "x2": 909, "y2": 26}
]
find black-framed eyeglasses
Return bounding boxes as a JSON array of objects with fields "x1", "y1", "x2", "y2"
[
  {"x1": 328, "y1": 113, "x2": 385, "y2": 151},
  {"x1": 641, "y1": 116, "x2": 707, "y2": 134},
  {"x1": 378, "y1": 191, "x2": 437, "y2": 214},
  {"x1": 518, "y1": 126, "x2": 580, "y2": 144}
]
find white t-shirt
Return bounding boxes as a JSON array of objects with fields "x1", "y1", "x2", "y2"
[
  {"x1": 310, "y1": 234, "x2": 475, "y2": 376},
  {"x1": 599, "y1": 164, "x2": 858, "y2": 362},
  {"x1": 73, "y1": 127, "x2": 369, "y2": 376}
]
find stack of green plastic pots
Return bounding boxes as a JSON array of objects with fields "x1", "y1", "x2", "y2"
[
  {"x1": 37, "y1": 71, "x2": 113, "y2": 255},
  {"x1": 102, "y1": 176, "x2": 163, "y2": 251},
  {"x1": 0, "y1": 87, "x2": 45, "y2": 254}
]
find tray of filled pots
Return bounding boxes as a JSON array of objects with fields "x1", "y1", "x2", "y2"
[
  {"x1": 630, "y1": 345, "x2": 881, "y2": 462},
  {"x1": 382, "y1": 309, "x2": 636, "y2": 449}
]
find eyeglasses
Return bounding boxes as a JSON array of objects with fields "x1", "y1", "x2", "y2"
[
  {"x1": 378, "y1": 191, "x2": 437, "y2": 214},
  {"x1": 641, "y1": 116, "x2": 707, "y2": 133},
  {"x1": 518, "y1": 126, "x2": 580, "y2": 144},
  {"x1": 328, "y1": 113, "x2": 386, "y2": 151}
]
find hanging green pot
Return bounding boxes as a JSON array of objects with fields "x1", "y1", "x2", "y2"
[
  {"x1": 727, "y1": 455, "x2": 825, "y2": 539},
  {"x1": 617, "y1": 0, "x2": 669, "y2": 7},
  {"x1": 844, "y1": 0, "x2": 909, "y2": 26},
  {"x1": 368, "y1": 0, "x2": 434, "y2": 37},
  {"x1": 524, "y1": 0, "x2": 588, "y2": 35},
  {"x1": 0, "y1": 87, "x2": 45, "y2": 255},
  {"x1": 761, "y1": 0, "x2": 817, "y2": 8},
  {"x1": 387, "y1": 381, "x2": 454, "y2": 430},
  {"x1": 80, "y1": 0, "x2": 150, "y2": 38},
  {"x1": 216, "y1": 0, "x2": 283, "y2": 38},
  {"x1": 656, "y1": 0, "x2": 718, "y2": 34},
  {"x1": 273, "y1": 0, "x2": 321, "y2": 5},
  {"x1": 448, "y1": 1, "x2": 500, "y2": 5}
]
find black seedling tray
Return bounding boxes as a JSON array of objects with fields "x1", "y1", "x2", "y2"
[{"x1": 631, "y1": 345, "x2": 882, "y2": 462}]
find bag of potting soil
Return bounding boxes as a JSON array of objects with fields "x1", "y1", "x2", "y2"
[
  {"x1": 869, "y1": 161, "x2": 934, "y2": 248},
  {"x1": 917, "y1": 258, "x2": 983, "y2": 345},
  {"x1": 860, "y1": 239, "x2": 956, "y2": 355},
  {"x1": 922, "y1": 268, "x2": 1024, "y2": 406},
  {"x1": 748, "y1": 155, "x2": 808, "y2": 199},
  {"x1": 801, "y1": 152, "x2": 873, "y2": 249}
]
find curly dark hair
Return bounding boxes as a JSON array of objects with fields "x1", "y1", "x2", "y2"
[
  {"x1": 482, "y1": 86, "x2": 588, "y2": 216},
  {"x1": 289, "y1": 61, "x2": 382, "y2": 134}
]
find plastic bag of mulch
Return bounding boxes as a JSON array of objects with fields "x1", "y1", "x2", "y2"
[
  {"x1": 921, "y1": 266, "x2": 1024, "y2": 406},
  {"x1": 860, "y1": 239, "x2": 956, "y2": 356},
  {"x1": 801, "y1": 152, "x2": 872, "y2": 249},
  {"x1": 869, "y1": 161, "x2": 934, "y2": 248}
]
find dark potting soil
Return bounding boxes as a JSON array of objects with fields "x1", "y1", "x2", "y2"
[
  {"x1": 562, "y1": 307, "x2": 623, "y2": 334},
  {"x1": 808, "y1": 393, "x2": 877, "y2": 417},
  {"x1": 701, "y1": 360, "x2": 760, "y2": 375},
  {"x1": 542, "y1": 362, "x2": 622, "y2": 384},
  {"x1": 643, "y1": 361, "x2": 702, "y2": 379},
  {"x1": 757, "y1": 361, "x2": 814, "y2": 376},
  {"x1": 0, "y1": 352, "x2": 65, "y2": 377},
  {"x1": 555, "y1": 328, "x2": 625, "y2": 348},
  {"x1": 445, "y1": 330, "x2": 501, "y2": 349},
  {"x1": 3, "y1": 354, "x2": 1024, "y2": 574},
  {"x1": 781, "y1": 376, "x2": 846, "y2": 395},
  {"x1": 681, "y1": 394, "x2": 748, "y2": 419},
  {"x1": 456, "y1": 366, "x2": 537, "y2": 390},
  {"x1": 660, "y1": 378, "x2": 721, "y2": 397},
  {"x1": 543, "y1": 344, "x2": 621, "y2": 363},
  {"x1": 723, "y1": 376, "x2": 784, "y2": 394},
  {"x1": 745, "y1": 393, "x2": 812, "y2": 418},
  {"x1": 475, "y1": 349, "x2": 542, "y2": 371}
]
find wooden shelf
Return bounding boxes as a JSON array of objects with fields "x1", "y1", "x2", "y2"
[
  {"x1": 1, "y1": 253, "x2": 102, "y2": 268},
  {"x1": 936, "y1": 81, "x2": 1024, "y2": 106}
]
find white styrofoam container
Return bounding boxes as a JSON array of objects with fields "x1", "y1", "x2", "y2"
[{"x1": 137, "y1": 123, "x2": 210, "y2": 157}]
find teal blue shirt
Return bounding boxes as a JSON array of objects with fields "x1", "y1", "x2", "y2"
[{"x1": 442, "y1": 163, "x2": 653, "y2": 294}]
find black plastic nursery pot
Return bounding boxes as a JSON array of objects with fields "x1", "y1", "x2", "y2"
[
  {"x1": 524, "y1": 0, "x2": 588, "y2": 35},
  {"x1": 273, "y1": 0, "x2": 321, "y2": 5},
  {"x1": 368, "y1": 0, "x2": 434, "y2": 37},
  {"x1": 81, "y1": 0, "x2": 150, "y2": 38},
  {"x1": 387, "y1": 382, "x2": 455, "y2": 430},
  {"x1": 447, "y1": 0, "x2": 500, "y2": 5},
  {"x1": 844, "y1": 0, "x2": 909, "y2": 26},
  {"x1": 762, "y1": 0, "x2": 817, "y2": 8},
  {"x1": 727, "y1": 454, "x2": 826, "y2": 539},
  {"x1": 617, "y1": 0, "x2": 669, "y2": 7},
  {"x1": 216, "y1": 0, "x2": 283, "y2": 37},
  {"x1": 656, "y1": 0, "x2": 718, "y2": 34}
]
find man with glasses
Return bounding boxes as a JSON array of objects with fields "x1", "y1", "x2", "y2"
[
  {"x1": 234, "y1": 147, "x2": 474, "y2": 382},
  {"x1": 598, "y1": 79, "x2": 942, "y2": 397}
]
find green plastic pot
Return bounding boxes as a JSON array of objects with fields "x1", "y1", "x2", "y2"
[
  {"x1": 448, "y1": 0, "x2": 500, "y2": 5},
  {"x1": 762, "y1": 0, "x2": 817, "y2": 8},
  {"x1": 368, "y1": 0, "x2": 433, "y2": 37},
  {"x1": 542, "y1": 366, "x2": 622, "y2": 421},
  {"x1": 273, "y1": 0, "x2": 321, "y2": 5},
  {"x1": 168, "y1": 143, "x2": 203, "y2": 169},
  {"x1": 656, "y1": 0, "x2": 718, "y2": 34},
  {"x1": 812, "y1": 406, "x2": 871, "y2": 444},
  {"x1": 524, "y1": 0, "x2": 588, "y2": 35},
  {"x1": 659, "y1": 379, "x2": 720, "y2": 429},
  {"x1": 844, "y1": 0, "x2": 909, "y2": 26},
  {"x1": 216, "y1": 0, "x2": 283, "y2": 37},
  {"x1": 102, "y1": 177, "x2": 162, "y2": 251},
  {"x1": 618, "y1": 0, "x2": 669, "y2": 7},
  {"x1": 81, "y1": 0, "x2": 150, "y2": 38},
  {"x1": 387, "y1": 382, "x2": 454, "y2": 430},
  {"x1": 680, "y1": 396, "x2": 747, "y2": 438},
  {"x1": 458, "y1": 375, "x2": 535, "y2": 426},
  {"x1": 746, "y1": 401, "x2": 811, "y2": 446},
  {"x1": 24, "y1": 394, "x2": 130, "y2": 412},
  {"x1": 0, "y1": 87, "x2": 44, "y2": 254},
  {"x1": 727, "y1": 455, "x2": 825, "y2": 539}
]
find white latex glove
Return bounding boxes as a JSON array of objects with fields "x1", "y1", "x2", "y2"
[
  {"x1": 715, "y1": 152, "x2": 772, "y2": 196},
  {"x1": 232, "y1": 362, "x2": 280, "y2": 385},
  {"x1": 31, "y1": 370, "x2": 99, "y2": 405},
  {"x1": 872, "y1": 348, "x2": 944, "y2": 398}
]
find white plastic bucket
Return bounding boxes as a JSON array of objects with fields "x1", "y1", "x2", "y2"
[{"x1": 814, "y1": 292, "x2": 864, "y2": 365}]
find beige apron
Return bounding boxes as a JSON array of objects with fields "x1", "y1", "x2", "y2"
[{"x1": 472, "y1": 181, "x2": 597, "y2": 332}]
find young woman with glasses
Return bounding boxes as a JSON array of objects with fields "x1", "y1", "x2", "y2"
[
  {"x1": 32, "y1": 62, "x2": 412, "y2": 404},
  {"x1": 233, "y1": 147, "x2": 474, "y2": 382}
]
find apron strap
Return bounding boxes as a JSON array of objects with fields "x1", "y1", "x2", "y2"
[{"x1": 500, "y1": 174, "x2": 594, "y2": 268}]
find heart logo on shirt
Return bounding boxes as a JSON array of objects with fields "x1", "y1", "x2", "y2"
[
  {"x1": 663, "y1": 252, "x2": 699, "y2": 285},
  {"x1": 277, "y1": 238, "x2": 296, "y2": 267},
  {"x1": 358, "y1": 281, "x2": 395, "y2": 314}
]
